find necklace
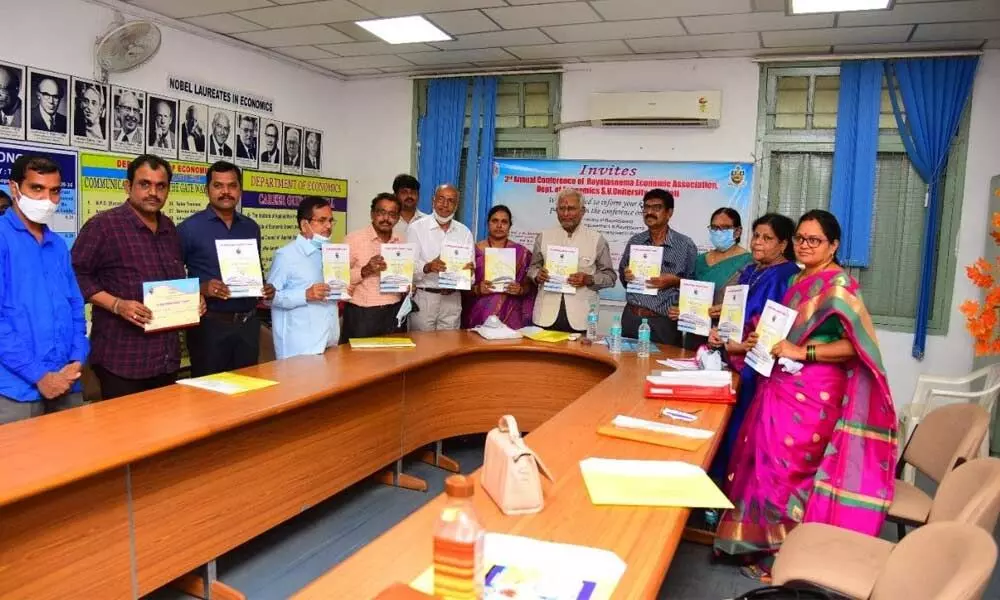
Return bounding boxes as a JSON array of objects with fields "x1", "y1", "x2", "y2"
[
  {"x1": 486, "y1": 238, "x2": 507, "y2": 248},
  {"x1": 746, "y1": 258, "x2": 787, "y2": 289}
]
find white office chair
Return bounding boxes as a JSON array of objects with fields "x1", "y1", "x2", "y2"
[{"x1": 900, "y1": 364, "x2": 1000, "y2": 483}]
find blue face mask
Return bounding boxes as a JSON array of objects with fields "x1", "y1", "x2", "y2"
[{"x1": 709, "y1": 228, "x2": 737, "y2": 252}]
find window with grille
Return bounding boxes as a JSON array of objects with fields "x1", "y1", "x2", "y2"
[{"x1": 757, "y1": 65, "x2": 969, "y2": 333}]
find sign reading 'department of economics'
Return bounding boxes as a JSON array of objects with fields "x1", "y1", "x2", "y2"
[{"x1": 167, "y1": 75, "x2": 274, "y2": 114}]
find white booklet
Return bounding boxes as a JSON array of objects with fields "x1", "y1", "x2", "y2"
[
  {"x1": 380, "y1": 243, "x2": 415, "y2": 293},
  {"x1": 438, "y1": 241, "x2": 473, "y2": 290},
  {"x1": 215, "y1": 239, "x2": 264, "y2": 297},
  {"x1": 321, "y1": 243, "x2": 351, "y2": 300},
  {"x1": 718, "y1": 284, "x2": 749, "y2": 343},
  {"x1": 485, "y1": 247, "x2": 516, "y2": 293},
  {"x1": 626, "y1": 244, "x2": 664, "y2": 296},
  {"x1": 677, "y1": 279, "x2": 715, "y2": 336},
  {"x1": 746, "y1": 299, "x2": 799, "y2": 377},
  {"x1": 544, "y1": 245, "x2": 579, "y2": 295}
]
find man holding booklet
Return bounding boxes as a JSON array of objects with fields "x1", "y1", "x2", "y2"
[
  {"x1": 73, "y1": 155, "x2": 206, "y2": 399},
  {"x1": 177, "y1": 161, "x2": 275, "y2": 376},
  {"x1": 618, "y1": 188, "x2": 697, "y2": 345},
  {"x1": 529, "y1": 188, "x2": 616, "y2": 333}
]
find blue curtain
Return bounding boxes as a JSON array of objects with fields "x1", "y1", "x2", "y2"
[
  {"x1": 459, "y1": 77, "x2": 498, "y2": 239},
  {"x1": 884, "y1": 57, "x2": 979, "y2": 359},
  {"x1": 829, "y1": 60, "x2": 883, "y2": 267},
  {"x1": 416, "y1": 78, "x2": 467, "y2": 213}
]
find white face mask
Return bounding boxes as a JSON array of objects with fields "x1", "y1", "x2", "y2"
[
  {"x1": 434, "y1": 211, "x2": 454, "y2": 225},
  {"x1": 307, "y1": 223, "x2": 329, "y2": 247},
  {"x1": 14, "y1": 186, "x2": 58, "y2": 224}
]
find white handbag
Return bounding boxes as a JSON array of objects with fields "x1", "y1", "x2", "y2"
[{"x1": 481, "y1": 415, "x2": 553, "y2": 515}]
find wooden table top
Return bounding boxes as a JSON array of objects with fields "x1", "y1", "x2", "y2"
[{"x1": 294, "y1": 336, "x2": 732, "y2": 600}]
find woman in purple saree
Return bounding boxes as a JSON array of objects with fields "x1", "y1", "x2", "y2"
[
  {"x1": 462, "y1": 205, "x2": 535, "y2": 329},
  {"x1": 714, "y1": 210, "x2": 897, "y2": 581}
]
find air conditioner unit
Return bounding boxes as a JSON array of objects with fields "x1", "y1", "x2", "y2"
[{"x1": 588, "y1": 91, "x2": 722, "y2": 128}]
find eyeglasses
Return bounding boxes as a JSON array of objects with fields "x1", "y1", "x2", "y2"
[
  {"x1": 708, "y1": 225, "x2": 735, "y2": 232},
  {"x1": 373, "y1": 209, "x2": 399, "y2": 219},
  {"x1": 792, "y1": 235, "x2": 827, "y2": 248}
]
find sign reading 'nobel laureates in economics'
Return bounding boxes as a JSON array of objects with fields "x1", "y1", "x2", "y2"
[{"x1": 167, "y1": 75, "x2": 274, "y2": 114}]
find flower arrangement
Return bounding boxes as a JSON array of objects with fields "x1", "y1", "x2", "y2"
[{"x1": 961, "y1": 213, "x2": 1000, "y2": 355}]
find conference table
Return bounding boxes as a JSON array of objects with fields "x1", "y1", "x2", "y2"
[{"x1": 0, "y1": 332, "x2": 732, "y2": 600}]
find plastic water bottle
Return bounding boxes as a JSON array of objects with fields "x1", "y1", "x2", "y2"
[
  {"x1": 586, "y1": 303, "x2": 599, "y2": 341},
  {"x1": 637, "y1": 318, "x2": 651, "y2": 358},
  {"x1": 433, "y1": 475, "x2": 484, "y2": 599},
  {"x1": 609, "y1": 314, "x2": 623, "y2": 356}
]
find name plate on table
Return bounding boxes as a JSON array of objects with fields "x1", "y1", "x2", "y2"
[{"x1": 143, "y1": 278, "x2": 201, "y2": 332}]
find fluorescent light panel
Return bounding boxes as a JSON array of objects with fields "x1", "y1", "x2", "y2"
[
  {"x1": 788, "y1": 0, "x2": 893, "y2": 14},
  {"x1": 355, "y1": 15, "x2": 452, "y2": 44}
]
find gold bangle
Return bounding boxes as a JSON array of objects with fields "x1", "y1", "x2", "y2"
[{"x1": 111, "y1": 297, "x2": 120, "y2": 315}]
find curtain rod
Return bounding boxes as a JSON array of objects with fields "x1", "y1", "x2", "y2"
[
  {"x1": 409, "y1": 68, "x2": 564, "y2": 80},
  {"x1": 755, "y1": 49, "x2": 983, "y2": 63}
]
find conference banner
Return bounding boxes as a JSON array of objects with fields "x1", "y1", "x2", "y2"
[
  {"x1": 240, "y1": 171, "x2": 348, "y2": 273},
  {"x1": 492, "y1": 159, "x2": 754, "y2": 302},
  {"x1": 0, "y1": 142, "x2": 78, "y2": 245}
]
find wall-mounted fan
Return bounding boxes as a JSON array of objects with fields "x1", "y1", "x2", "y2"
[{"x1": 95, "y1": 16, "x2": 161, "y2": 81}]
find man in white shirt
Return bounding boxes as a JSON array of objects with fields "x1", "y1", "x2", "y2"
[
  {"x1": 407, "y1": 184, "x2": 473, "y2": 331},
  {"x1": 391, "y1": 174, "x2": 425, "y2": 239}
]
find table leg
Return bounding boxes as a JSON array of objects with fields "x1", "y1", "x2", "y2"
[
  {"x1": 170, "y1": 561, "x2": 246, "y2": 600},
  {"x1": 376, "y1": 459, "x2": 428, "y2": 492},
  {"x1": 419, "y1": 441, "x2": 460, "y2": 473}
]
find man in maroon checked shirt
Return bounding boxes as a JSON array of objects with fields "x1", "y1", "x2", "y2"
[{"x1": 72, "y1": 154, "x2": 206, "y2": 400}]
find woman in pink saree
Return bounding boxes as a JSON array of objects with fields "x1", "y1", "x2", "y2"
[
  {"x1": 462, "y1": 205, "x2": 535, "y2": 329},
  {"x1": 714, "y1": 210, "x2": 897, "y2": 581}
]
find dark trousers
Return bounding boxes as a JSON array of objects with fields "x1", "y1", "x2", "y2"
[
  {"x1": 542, "y1": 298, "x2": 586, "y2": 334},
  {"x1": 621, "y1": 306, "x2": 681, "y2": 347},
  {"x1": 340, "y1": 301, "x2": 404, "y2": 343},
  {"x1": 186, "y1": 314, "x2": 261, "y2": 377},
  {"x1": 92, "y1": 364, "x2": 178, "y2": 400}
]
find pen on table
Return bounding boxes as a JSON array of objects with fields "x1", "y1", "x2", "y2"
[{"x1": 660, "y1": 407, "x2": 700, "y2": 422}]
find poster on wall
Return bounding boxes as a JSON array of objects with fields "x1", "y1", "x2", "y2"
[
  {"x1": 234, "y1": 112, "x2": 259, "y2": 170},
  {"x1": 207, "y1": 107, "x2": 234, "y2": 161},
  {"x1": 258, "y1": 118, "x2": 281, "y2": 172},
  {"x1": 71, "y1": 77, "x2": 109, "y2": 151},
  {"x1": 80, "y1": 152, "x2": 207, "y2": 227},
  {"x1": 178, "y1": 100, "x2": 207, "y2": 163},
  {"x1": 281, "y1": 124, "x2": 302, "y2": 175},
  {"x1": 0, "y1": 62, "x2": 25, "y2": 141},
  {"x1": 240, "y1": 170, "x2": 347, "y2": 273},
  {"x1": 26, "y1": 68, "x2": 70, "y2": 146},
  {"x1": 492, "y1": 159, "x2": 755, "y2": 302},
  {"x1": 110, "y1": 85, "x2": 145, "y2": 154},
  {"x1": 302, "y1": 128, "x2": 322, "y2": 175},
  {"x1": 146, "y1": 95, "x2": 178, "y2": 160},
  {"x1": 0, "y1": 142, "x2": 78, "y2": 245}
]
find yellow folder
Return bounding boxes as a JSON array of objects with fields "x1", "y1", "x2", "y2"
[{"x1": 580, "y1": 458, "x2": 733, "y2": 509}]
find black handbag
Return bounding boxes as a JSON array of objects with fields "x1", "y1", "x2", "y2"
[{"x1": 735, "y1": 585, "x2": 834, "y2": 600}]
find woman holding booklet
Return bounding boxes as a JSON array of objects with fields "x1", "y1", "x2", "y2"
[
  {"x1": 462, "y1": 205, "x2": 535, "y2": 329},
  {"x1": 713, "y1": 210, "x2": 897, "y2": 582},
  {"x1": 693, "y1": 207, "x2": 754, "y2": 304}
]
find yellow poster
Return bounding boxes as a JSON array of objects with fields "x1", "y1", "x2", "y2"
[{"x1": 241, "y1": 171, "x2": 348, "y2": 273}]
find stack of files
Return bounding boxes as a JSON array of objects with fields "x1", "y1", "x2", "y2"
[
  {"x1": 348, "y1": 337, "x2": 416, "y2": 349},
  {"x1": 597, "y1": 414, "x2": 714, "y2": 451},
  {"x1": 177, "y1": 372, "x2": 279, "y2": 395},
  {"x1": 580, "y1": 457, "x2": 733, "y2": 509},
  {"x1": 644, "y1": 370, "x2": 734, "y2": 403}
]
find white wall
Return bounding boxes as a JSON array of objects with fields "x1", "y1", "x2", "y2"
[{"x1": 4, "y1": 0, "x2": 345, "y2": 180}]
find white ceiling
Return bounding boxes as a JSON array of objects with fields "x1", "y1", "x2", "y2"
[{"x1": 124, "y1": 0, "x2": 999, "y2": 78}]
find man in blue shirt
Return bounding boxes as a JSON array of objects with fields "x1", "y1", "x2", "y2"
[
  {"x1": 178, "y1": 161, "x2": 274, "y2": 376},
  {"x1": 267, "y1": 197, "x2": 339, "y2": 359},
  {"x1": 0, "y1": 154, "x2": 88, "y2": 424}
]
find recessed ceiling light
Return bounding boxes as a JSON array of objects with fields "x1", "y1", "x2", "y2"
[
  {"x1": 788, "y1": 0, "x2": 893, "y2": 14},
  {"x1": 355, "y1": 15, "x2": 452, "y2": 45}
]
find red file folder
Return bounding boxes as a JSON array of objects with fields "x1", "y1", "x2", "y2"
[{"x1": 643, "y1": 379, "x2": 735, "y2": 404}]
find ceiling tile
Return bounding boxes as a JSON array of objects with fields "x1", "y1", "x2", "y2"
[
  {"x1": 182, "y1": 13, "x2": 265, "y2": 34},
  {"x1": 834, "y1": 39, "x2": 987, "y2": 53},
  {"x1": 270, "y1": 0, "x2": 324, "y2": 3},
  {"x1": 337, "y1": 68, "x2": 385, "y2": 75},
  {"x1": 327, "y1": 21, "x2": 380, "y2": 41},
  {"x1": 912, "y1": 20, "x2": 1000, "y2": 42},
  {"x1": 430, "y1": 29, "x2": 552, "y2": 50},
  {"x1": 310, "y1": 55, "x2": 415, "y2": 69},
  {"x1": 839, "y1": 1, "x2": 1000, "y2": 27},
  {"x1": 762, "y1": 25, "x2": 912, "y2": 47},
  {"x1": 508, "y1": 40, "x2": 633, "y2": 59},
  {"x1": 696, "y1": 49, "x2": 759, "y2": 57},
  {"x1": 235, "y1": 1, "x2": 374, "y2": 27},
  {"x1": 127, "y1": 0, "x2": 274, "y2": 18},
  {"x1": 897, "y1": 0, "x2": 951, "y2": 3},
  {"x1": 274, "y1": 45, "x2": 338, "y2": 59},
  {"x1": 754, "y1": 45, "x2": 831, "y2": 54},
  {"x1": 752, "y1": 0, "x2": 786, "y2": 11},
  {"x1": 317, "y1": 41, "x2": 439, "y2": 56},
  {"x1": 399, "y1": 48, "x2": 516, "y2": 65},
  {"x1": 683, "y1": 11, "x2": 832, "y2": 34},
  {"x1": 628, "y1": 32, "x2": 760, "y2": 52},
  {"x1": 426, "y1": 10, "x2": 502, "y2": 35},
  {"x1": 505, "y1": 0, "x2": 580, "y2": 3},
  {"x1": 234, "y1": 24, "x2": 354, "y2": 47},
  {"x1": 582, "y1": 52, "x2": 701, "y2": 62},
  {"x1": 483, "y1": 2, "x2": 602, "y2": 29},
  {"x1": 543, "y1": 18, "x2": 684, "y2": 43},
  {"x1": 591, "y1": 0, "x2": 752, "y2": 21},
  {"x1": 349, "y1": 0, "x2": 507, "y2": 17}
]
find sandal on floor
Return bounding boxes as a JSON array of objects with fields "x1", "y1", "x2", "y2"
[{"x1": 739, "y1": 564, "x2": 773, "y2": 584}]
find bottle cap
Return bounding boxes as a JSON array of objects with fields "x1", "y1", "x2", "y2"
[{"x1": 445, "y1": 474, "x2": 475, "y2": 498}]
